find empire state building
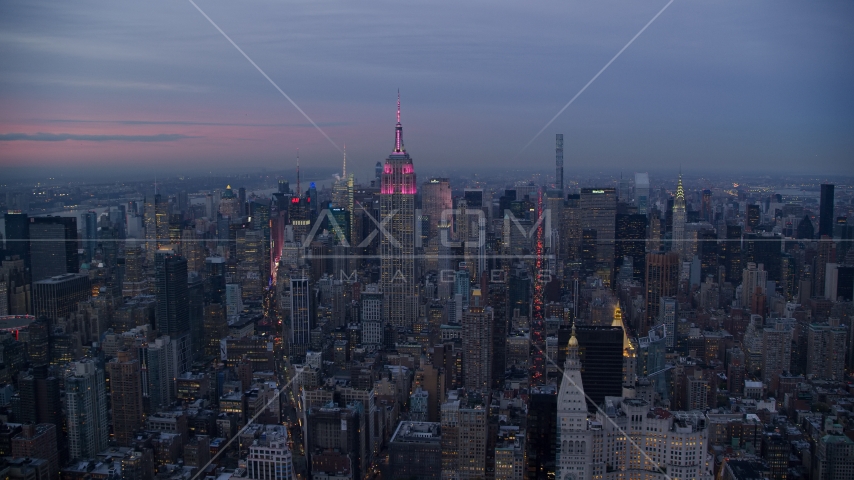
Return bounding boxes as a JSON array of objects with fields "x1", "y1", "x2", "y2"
[{"x1": 380, "y1": 93, "x2": 418, "y2": 328}]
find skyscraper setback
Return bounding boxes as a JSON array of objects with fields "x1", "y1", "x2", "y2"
[{"x1": 380, "y1": 94, "x2": 418, "y2": 328}]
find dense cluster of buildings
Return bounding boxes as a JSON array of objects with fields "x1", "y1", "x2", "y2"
[{"x1": 0, "y1": 105, "x2": 852, "y2": 479}]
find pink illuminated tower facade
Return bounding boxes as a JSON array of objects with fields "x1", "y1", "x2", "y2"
[{"x1": 380, "y1": 93, "x2": 418, "y2": 328}]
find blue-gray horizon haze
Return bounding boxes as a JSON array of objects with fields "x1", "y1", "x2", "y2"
[{"x1": 0, "y1": 0, "x2": 852, "y2": 177}]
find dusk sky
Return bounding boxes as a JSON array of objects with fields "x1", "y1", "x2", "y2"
[{"x1": 1, "y1": 0, "x2": 852, "y2": 179}]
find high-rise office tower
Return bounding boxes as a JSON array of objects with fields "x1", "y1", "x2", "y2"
[
  {"x1": 462, "y1": 291, "x2": 493, "y2": 392},
  {"x1": 579, "y1": 188, "x2": 617, "y2": 276},
  {"x1": 814, "y1": 238, "x2": 836, "y2": 298},
  {"x1": 701, "y1": 189, "x2": 713, "y2": 222},
  {"x1": 32, "y1": 273, "x2": 90, "y2": 326},
  {"x1": 380, "y1": 94, "x2": 418, "y2": 328},
  {"x1": 555, "y1": 134, "x2": 564, "y2": 192},
  {"x1": 488, "y1": 281, "x2": 509, "y2": 389},
  {"x1": 634, "y1": 172, "x2": 650, "y2": 215},
  {"x1": 28, "y1": 216, "x2": 77, "y2": 281},
  {"x1": 139, "y1": 335, "x2": 178, "y2": 413},
  {"x1": 4, "y1": 212, "x2": 29, "y2": 267},
  {"x1": 726, "y1": 347, "x2": 746, "y2": 395},
  {"x1": 106, "y1": 350, "x2": 144, "y2": 446},
  {"x1": 83, "y1": 211, "x2": 98, "y2": 262},
  {"x1": 65, "y1": 360, "x2": 108, "y2": 460},
  {"x1": 557, "y1": 324, "x2": 624, "y2": 411},
  {"x1": 421, "y1": 178, "x2": 453, "y2": 237},
  {"x1": 672, "y1": 174, "x2": 687, "y2": 260},
  {"x1": 723, "y1": 225, "x2": 742, "y2": 284},
  {"x1": 740, "y1": 262, "x2": 767, "y2": 310},
  {"x1": 306, "y1": 404, "x2": 362, "y2": 480},
  {"x1": 219, "y1": 185, "x2": 240, "y2": 219},
  {"x1": 526, "y1": 385, "x2": 557, "y2": 480},
  {"x1": 746, "y1": 204, "x2": 761, "y2": 231},
  {"x1": 155, "y1": 250, "x2": 190, "y2": 373},
  {"x1": 556, "y1": 325, "x2": 592, "y2": 480},
  {"x1": 819, "y1": 183, "x2": 835, "y2": 238},
  {"x1": 123, "y1": 240, "x2": 147, "y2": 296},
  {"x1": 441, "y1": 390, "x2": 488, "y2": 479},
  {"x1": 289, "y1": 275, "x2": 313, "y2": 360},
  {"x1": 17, "y1": 367, "x2": 62, "y2": 431},
  {"x1": 422, "y1": 178, "x2": 452, "y2": 266},
  {"x1": 561, "y1": 194, "x2": 582, "y2": 270},
  {"x1": 806, "y1": 319, "x2": 848, "y2": 381},
  {"x1": 614, "y1": 213, "x2": 647, "y2": 282},
  {"x1": 761, "y1": 320, "x2": 793, "y2": 391},
  {"x1": 644, "y1": 252, "x2": 680, "y2": 334}
]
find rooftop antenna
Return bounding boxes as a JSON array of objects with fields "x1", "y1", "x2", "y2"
[
  {"x1": 296, "y1": 148, "x2": 301, "y2": 196},
  {"x1": 343, "y1": 143, "x2": 347, "y2": 178}
]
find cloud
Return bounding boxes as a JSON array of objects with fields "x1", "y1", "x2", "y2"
[{"x1": 0, "y1": 132, "x2": 199, "y2": 142}]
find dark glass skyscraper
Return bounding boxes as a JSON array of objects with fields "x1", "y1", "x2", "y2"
[
  {"x1": 819, "y1": 183, "x2": 835, "y2": 238},
  {"x1": 28, "y1": 216, "x2": 78, "y2": 282},
  {"x1": 615, "y1": 213, "x2": 648, "y2": 281},
  {"x1": 558, "y1": 325, "x2": 624, "y2": 411},
  {"x1": 4, "y1": 212, "x2": 29, "y2": 267},
  {"x1": 155, "y1": 250, "x2": 189, "y2": 371}
]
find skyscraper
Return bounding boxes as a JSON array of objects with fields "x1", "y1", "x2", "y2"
[
  {"x1": 634, "y1": 172, "x2": 650, "y2": 215},
  {"x1": 380, "y1": 93, "x2": 418, "y2": 328},
  {"x1": 144, "y1": 193, "x2": 168, "y2": 264},
  {"x1": 421, "y1": 178, "x2": 452, "y2": 245},
  {"x1": 555, "y1": 134, "x2": 564, "y2": 192},
  {"x1": 556, "y1": 324, "x2": 592, "y2": 480},
  {"x1": 65, "y1": 360, "x2": 108, "y2": 460},
  {"x1": 289, "y1": 275, "x2": 313, "y2": 360},
  {"x1": 614, "y1": 213, "x2": 647, "y2": 282},
  {"x1": 441, "y1": 390, "x2": 488, "y2": 479},
  {"x1": 32, "y1": 273, "x2": 90, "y2": 326},
  {"x1": 819, "y1": 183, "x2": 835, "y2": 238},
  {"x1": 579, "y1": 188, "x2": 617, "y2": 276},
  {"x1": 644, "y1": 252, "x2": 680, "y2": 334},
  {"x1": 106, "y1": 350, "x2": 144, "y2": 446},
  {"x1": 4, "y1": 212, "x2": 29, "y2": 268},
  {"x1": 557, "y1": 324, "x2": 624, "y2": 411},
  {"x1": 672, "y1": 174, "x2": 687, "y2": 260},
  {"x1": 155, "y1": 250, "x2": 190, "y2": 372},
  {"x1": 82, "y1": 211, "x2": 98, "y2": 262},
  {"x1": 28, "y1": 216, "x2": 77, "y2": 282},
  {"x1": 462, "y1": 291, "x2": 493, "y2": 392}
]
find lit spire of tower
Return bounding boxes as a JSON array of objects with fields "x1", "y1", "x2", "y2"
[
  {"x1": 342, "y1": 143, "x2": 346, "y2": 178},
  {"x1": 612, "y1": 305, "x2": 632, "y2": 351},
  {"x1": 675, "y1": 172, "x2": 685, "y2": 206},
  {"x1": 296, "y1": 148, "x2": 301, "y2": 196},
  {"x1": 566, "y1": 321, "x2": 580, "y2": 371},
  {"x1": 394, "y1": 90, "x2": 404, "y2": 153}
]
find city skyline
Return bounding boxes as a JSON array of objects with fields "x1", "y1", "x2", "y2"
[{"x1": 1, "y1": 0, "x2": 853, "y2": 178}]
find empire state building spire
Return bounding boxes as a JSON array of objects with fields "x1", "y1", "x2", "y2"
[{"x1": 394, "y1": 90, "x2": 405, "y2": 153}]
